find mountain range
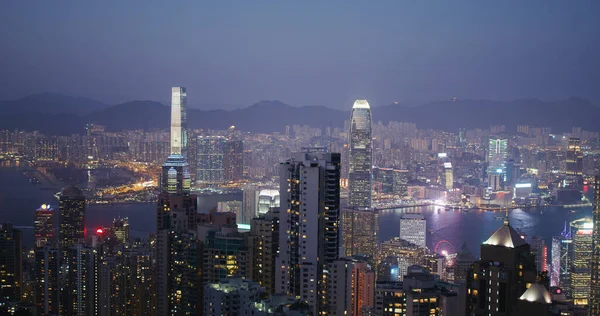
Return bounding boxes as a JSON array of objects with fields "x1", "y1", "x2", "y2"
[{"x1": 0, "y1": 93, "x2": 598, "y2": 135}]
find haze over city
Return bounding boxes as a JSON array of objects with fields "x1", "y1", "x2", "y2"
[{"x1": 1, "y1": 1, "x2": 600, "y2": 108}]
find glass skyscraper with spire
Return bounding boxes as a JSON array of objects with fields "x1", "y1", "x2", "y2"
[{"x1": 348, "y1": 99, "x2": 373, "y2": 210}]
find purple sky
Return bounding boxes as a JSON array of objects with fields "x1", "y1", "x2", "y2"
[{"x1": 0, "y1": 1, "x2": 599, "y2": 109}]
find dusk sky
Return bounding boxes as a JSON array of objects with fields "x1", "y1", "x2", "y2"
[{"x1": 1, "y1": 1, "x2": 599, "y2": 109}]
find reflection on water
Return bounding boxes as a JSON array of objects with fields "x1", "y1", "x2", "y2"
[
  {"x1": 379, "y1": 205, "x2": 592, "y2": 257},
  {"x1": 0, "y1": 164, "x2": 594, "y2": 257}
]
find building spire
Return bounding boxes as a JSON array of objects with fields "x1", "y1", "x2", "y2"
[{"x1": 504, "y1": 207, "x2": 509, "y2": 226}]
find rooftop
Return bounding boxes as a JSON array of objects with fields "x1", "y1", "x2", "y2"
[
  {"x1": 483, "y1": 221, "x2": 527, "y2": 248},
  {"x1": 353, "y1": 99, "x2": 370, "y2": 109},
  {"x1": 61, "y1": 185, "x2": 83, "y2": 197},
  {"x1": 519, "y1": 283, "x2": 552, "y2": 304}
]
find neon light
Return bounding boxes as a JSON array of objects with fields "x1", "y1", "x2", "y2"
[
  {"x1": 515, "y1": 183, "x2": 532, "y2": 188},
  {"x1": 96, "y1": 228, "x2": 104, "y2": 234}
]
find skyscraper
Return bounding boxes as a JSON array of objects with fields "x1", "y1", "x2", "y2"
[
  {"x1": 156, "y1": 87, "x2": 198, "y2": 316},
  {"x1": 0, "y1": 223, "x2": 22, "y2": 302},
  {"x1": 566, "y1": 138, "x2": 583, "y2": 175},
  {"x1": 590, "y1": 176, "x2": 600, "y2": 314},
  {"x1": 487, "y1": 137, "x2": 508, "y2": 184},
  {"x1": 399, "y1": 214, "x2": 427, "y2": 249},
  {"x1": 196, "y1": 135, "x2": 227, "y2": 185},
  {"x1": 467, "y1": 218, "x2": 537, "y2": 315},
  {"x1": 348, "y1": 99, "x2": 373, "y2": 210},
  {"x1": 170, "y1": 87, "x2": 187, "y2": 158},
  {"x1": 34, "y1": 247, "x2": 59, "y2": 315},
  {"x1": 342, "y1": 208, "x2": 379, "y2": 264},
  {"x1": 58, "y1": 186, "x2": 86, "y2": 256},
  {"x1": 112, "y1": 217, "x2": 129, "y2": 245},
  {"x1": 570, "y1": 217, "x2": 593, "y2": 306},
  {"x1": 34, "y1": 204, "x2": 55, "y2": 248},
  {"x1": 275, "y1": 150, "x2": 341, "y2": 314},
  {"x1": 224, "y1": 139, "x2": 243, "y2": 182}
]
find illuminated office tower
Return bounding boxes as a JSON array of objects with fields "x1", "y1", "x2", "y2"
[
  {"x1": 342, "y1": 208, "x2": 379, "y2": 264},
  {"x1": 111, "y1": 217, "x2": 129, "y2": 245},
  {"x1": 570, "y1": 217, "x2": 593, "y2": 306},
  {"x1": 156, "y1": 87, "x2": 198, "y2": 316},
  {"x1": 487, "y1": 137, "x2": 508, "y2": 183},
  {"x1": 58, "y1": 186, "x2": 85, "y2": 257},
  {"x1": 467, "y1": 218, "x2": 537, "y2": 315},
  {"x1": 34, "y1": 247, "x2": 59, "y2": 315},
  {"x1": 0, "y1": 223, "x2": 22, "y2": 302},
  {"x1": 551, "y1": 224, "x2": 572, "y2": 289},
  {"x1": 170, "y1": 87, "x2": 187, "y2": 158},
  {"x1": 34, "y1": 204, "x2": 55, "y2": 248},
  {"x1": 590, "y1": 176, "x2": 600, "y2": 315},
  {"x1": 443, "y1": 162, "x2": 453, "y2": 190},
  {"x1": 196, "y1": 136, "x2": 227, "y2": 185},
  {"x1": 224, "y1": 139, "x2": 244, "y2": 182},
  {"x1": 399, "y1": 214, "x2": 427, "y2": 249},
  {"x1": 566, "y1": 138, "x2": 583, "y2": 175},
  {"x1": 348, "y1": 99, "x2": 373, "y2": 210},
  {"x1": 275, "y1": 150, "x2": 341, "y2": 315}
]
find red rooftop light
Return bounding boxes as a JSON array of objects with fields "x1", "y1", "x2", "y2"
[{"x1": 96, "y1": 228, "x2": 104, "y2": 234}]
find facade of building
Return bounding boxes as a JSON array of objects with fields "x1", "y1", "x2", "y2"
[
  {"x1": 275, "y1": 150, "x2": 341, "y2": 315},
  {"x1": 111, "y1": 217, "x2": 129, "y2": 245},
  {"x1": 487, "y1": 137, "x2": 508, "y2": 183},
  {"x1": 342, "y1": 208, "x2": 379, "y2": 264},
  {"x1": 570, "y1": 217, "x2": 593, "y2": 306},
  {"x1": 399, "y1": 214, "x2": 427, "y2": 249},
  {"x1": 170, "y1": 87, "x2": 187, "y2": 158},
  {"x1": 326, "y1": 259, "x2": 375, "y2": 315},
  {"x1": 348, "y1": 99, "x2": 373, "y2": 210},
  {"x1": 203, "y1": 278, "x2": 263, "y2": 316},
  {"x1": 249, "y1": 208, "x2": 279, "y2": 295},
  {"x1": 58, "y1": 186, "x2": 86, "y2": 257},
  {"x1": 0, "y1": 223, "x2": 22, "y2": 302},
  {"x1": 196, "y1": 136, "x2": 227, "y2": 185},
  {"x1": 34, "y1": 204, "x2": 55, "y2": 248},
  {"x1": 224, "y1": 140, "x2": 244, "y2": 182},
  {"x1": 591, "y1": 176, "x2": 600, "y2": 315},
  {"x1": 34, "y1": 247, "x2": 59, "y2": 315}
]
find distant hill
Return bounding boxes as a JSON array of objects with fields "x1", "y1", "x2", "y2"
[{"x1": 0, "y1": 93, "x2": 598, "y2": 135}]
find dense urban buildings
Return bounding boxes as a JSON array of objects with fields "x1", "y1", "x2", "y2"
[{"x1": 590, "y1": 175, "x2": 600, "y2": 314}]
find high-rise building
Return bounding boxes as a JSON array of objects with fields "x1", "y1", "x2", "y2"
[
  {"x1": 257, "y1": 189, "x2": 280, "y2": 216},
  {"x1": 275, "y1": 150, "x2": 341, "y2": 315},
  {"x1": 570, "y1": 217, "x2": 593, "y2": 306},
  {"x1": 64, "y1": 244, "x2": 98, "y2": 316},
  {"x1": 156, "y1": 87, "x2": 198, "y2": 316},
  {"x1": 443, "y1": 162, "x2": 454, "y2": 190},
  {"x1": 372, "y1": 167, "x2": 408, "y2": 197},
  {"x1": 399, "y1": 214, "x2": 427, "y2": 249},
  {"x1": 566, "y1": 138, "x2": 583, "y2": 176},
  {"x1": 551, "y1": 224, "x2": 572, "y2": 289},
  {"x1": 528, "y1": 236, "x2": 548, "y2": 273},
  {"x1": 34, "y1": 204, "x2": 55, "y2": 248},
  {"x1": 348, "y1": 99, "x2": 373, "y2": 210},
  {"x1": 342, "y1": 208, "x2": 379, "y2": 264},
  {"x1": 170, "y1": 87, "x2": 187, "y2": 158},
  {"x1": 203, "y1": 278, "x2": 263, "y2": 316},
  {"x1": 196, "y1": 136, "x2": 227, "y2": 185},
  {"x1": 224, "y1": 139, "x2": 244, "y2": 182},
  {"x1": 58, "y1": 186, "x2": 86, "y2": 257},
  {"x1": 487, "y1": 137, "x2": 508, "y2": 183},
  {"x1": 111, "y1": 217, "x2": 129, "y2": 245},
  {"x1": 34, "y1": 247, "x2": 59, "y2": 315},
  {"x1": 326, "y1": 258, "x2": 375, "y2": 315},
  {"x1": 0, "y1": 223, "x2": 22, "y2": 302},
  {"x1": 375, "y1": 281, "x2": 404, "y2": 316},
  {"x1": 591, "y1": 176, "x2": 600, "y2": 315},
  {"x1": 249, "y1": 208, "x2": 279, "y2": 295},
  {"x1": 467, "y1": 218, "x2": 537, "y2": 315}
]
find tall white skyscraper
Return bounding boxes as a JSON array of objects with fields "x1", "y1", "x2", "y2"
[
  {"x1": 399, "y1": 214, "x2": 427, "y2": 248},
  {"x1": 170, "y1": 87, "x2": 187, "y2": 157},
  {"x1": 487, "y1": 137, "x2": 508, "y2": 179},
  {"x1": 275, "y1": 150, "x2": 341, "y2": 315},
  {"x1": 348, "y1": 99, "x2": 373, "y2": 210}
]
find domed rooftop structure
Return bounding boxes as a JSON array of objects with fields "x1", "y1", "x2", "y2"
[
  {"x1": 352, "y1": 99, "x2": 370, "y2": 109},
  {"x1": 483, "y1": 213, "x2": 527, "y2": 248},
  {"x1": 61, "y1": 185, "x2": 83, "y2": 197},
  {"x1": 519, "y1": 283, "x2": 552, "y2": 304}
]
